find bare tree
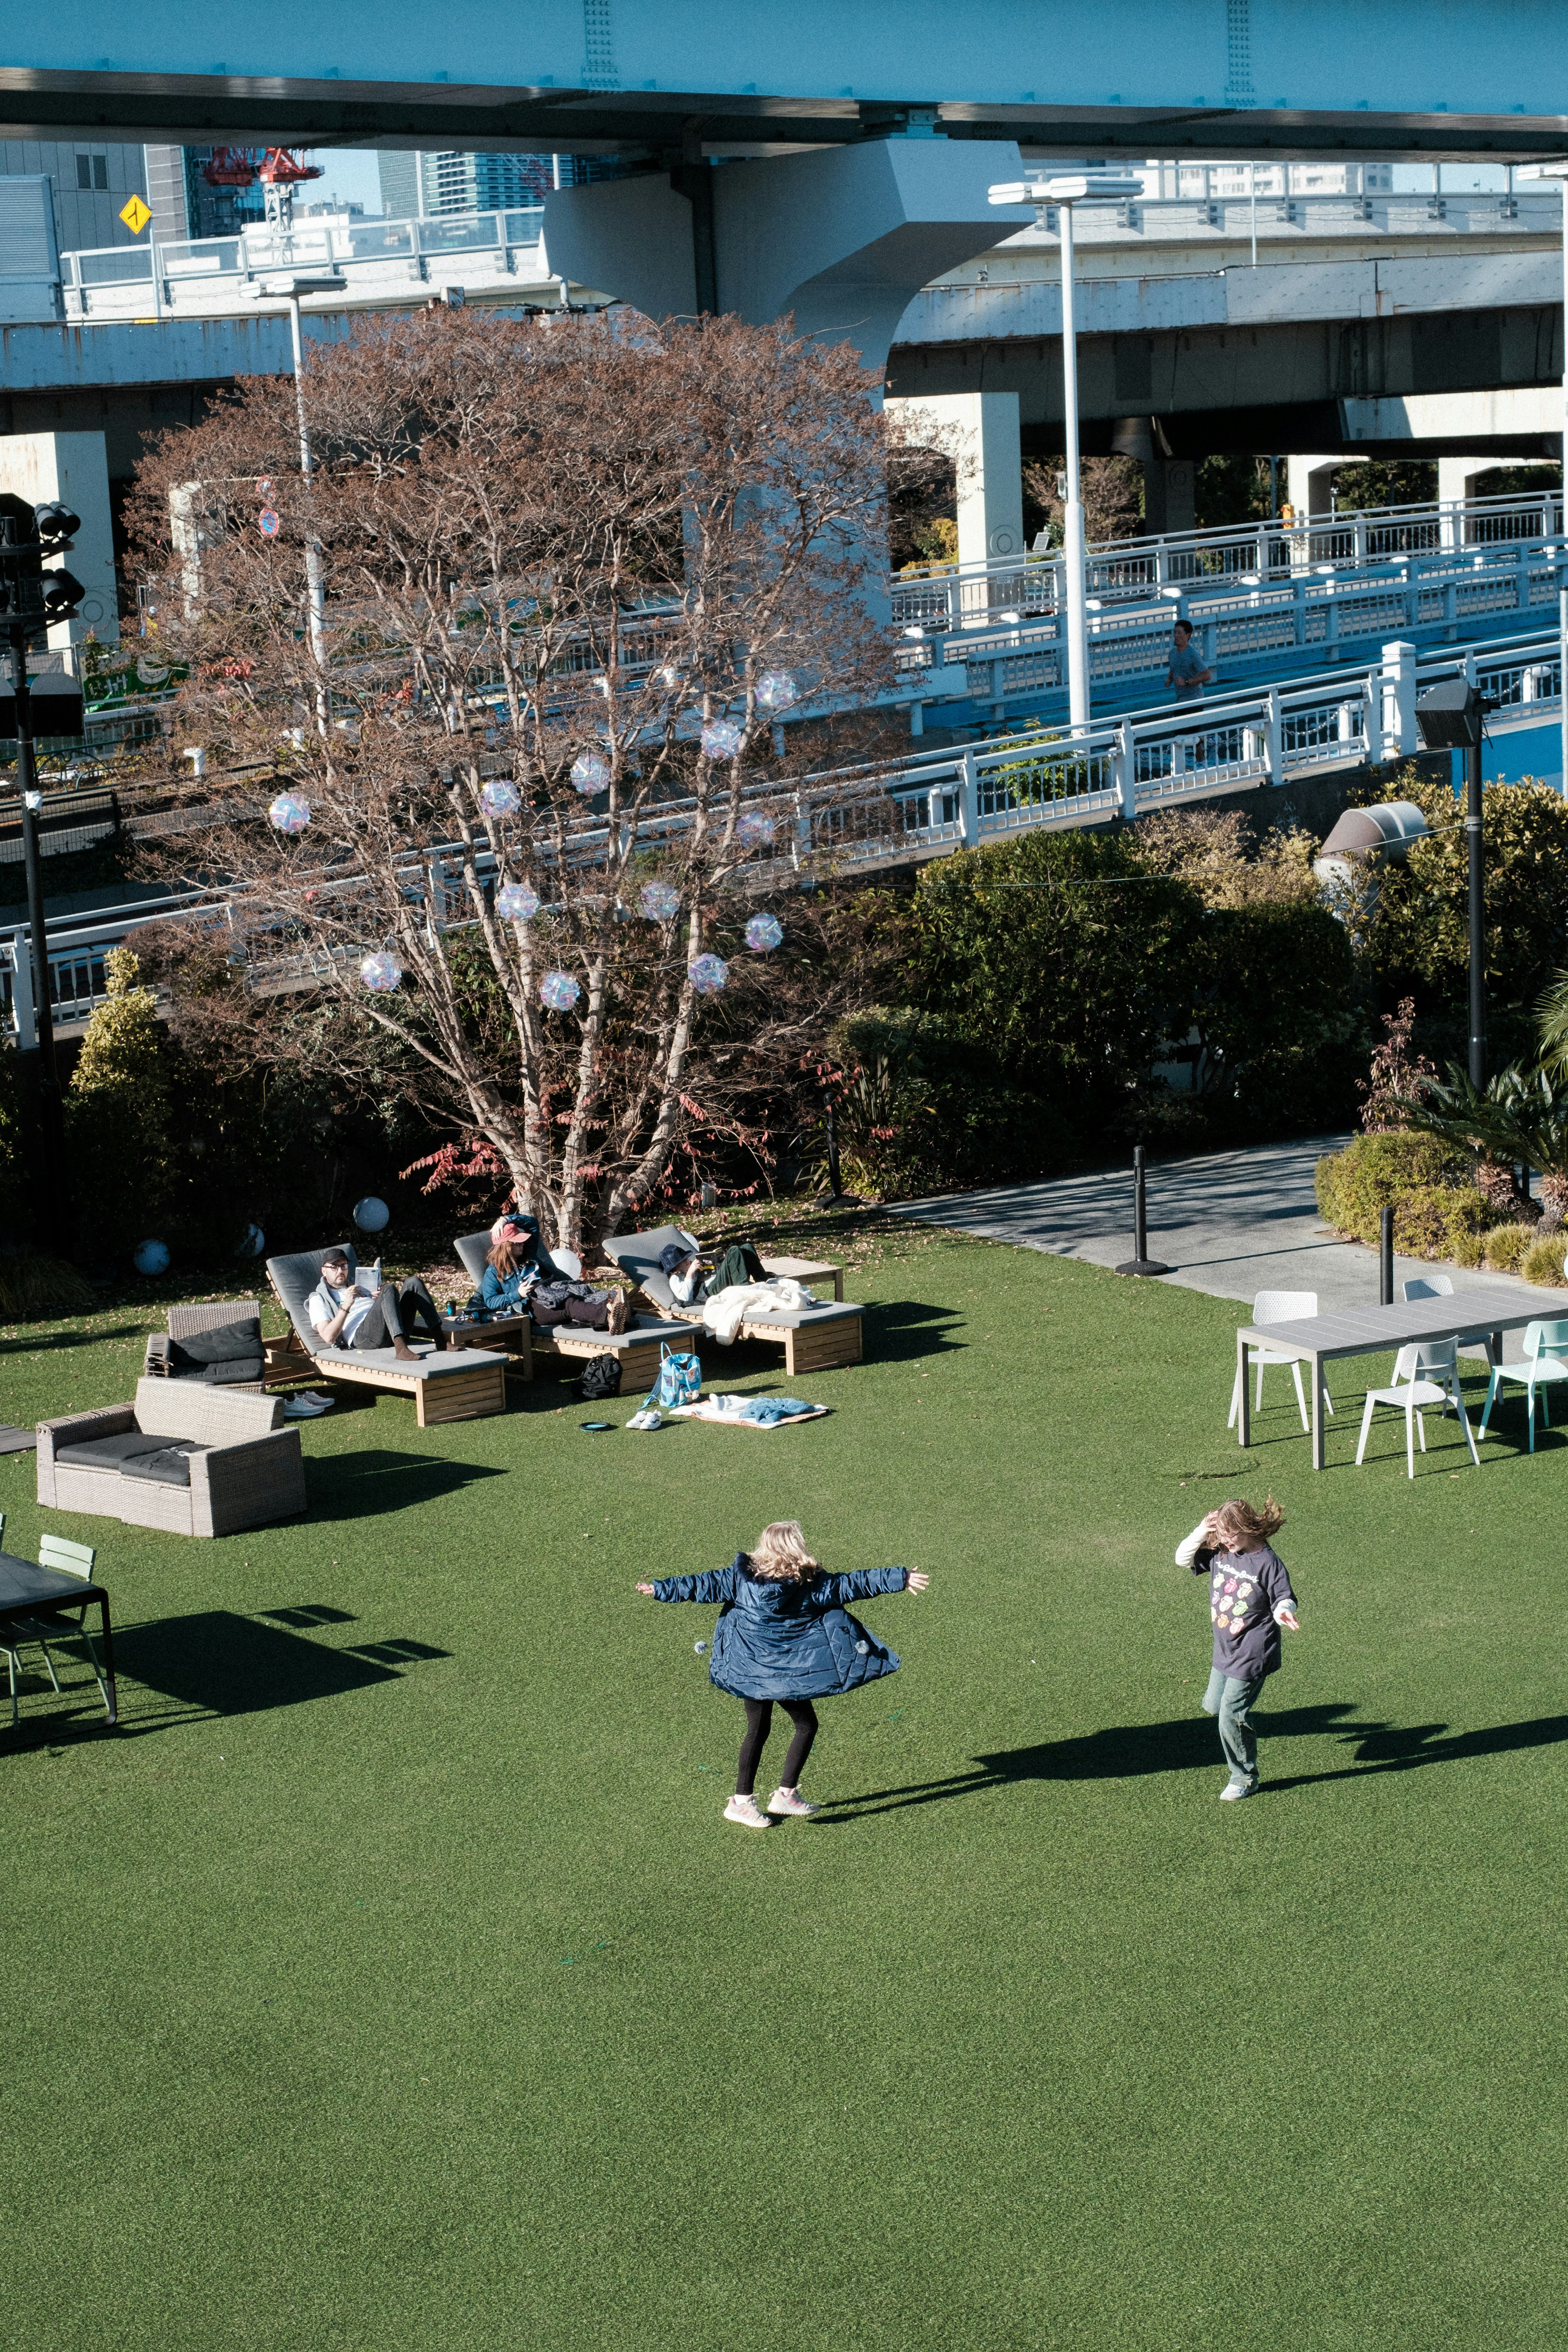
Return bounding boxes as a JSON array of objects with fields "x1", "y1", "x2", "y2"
[{"x1": 126, "y1": 310, "x2": 905, "y2": 1245}]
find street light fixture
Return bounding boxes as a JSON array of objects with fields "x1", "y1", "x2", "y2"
[
  {"x1": 987, "y1": 172, "x2": 1144, "y2": 731},
  {"x1": 1517, "y1": 162, "x2": 1568, "y2": 798},
  {"x1": 242, "y1": 273, "x2": 346, "y2": 680}
]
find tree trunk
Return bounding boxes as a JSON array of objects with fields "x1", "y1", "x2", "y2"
[{"x1": 1476, "y1": 1158, "x2": 1533, "y2": 1218}]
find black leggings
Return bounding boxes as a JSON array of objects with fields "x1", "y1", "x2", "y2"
[{"x1": 737, "y1": 1697, "x2": 818, "y2": 1796}]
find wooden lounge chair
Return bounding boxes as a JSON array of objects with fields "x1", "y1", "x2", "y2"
[
  {"x1": 602, "y1": 1225, "x2": 864, "y2": 1377},
  {"x1": 452, "y1": 1231, "x2": 703, "y2": 1396},
  {"x1": 266, "y1": 1245, "x2": 509, "y2": 1428}
]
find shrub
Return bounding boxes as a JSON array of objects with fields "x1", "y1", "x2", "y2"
[
  {"x1": 1315, "y1": 1130, "x2": 1465, "y2": 1241},
  {"x1": 1484, "y1": 1221, "x2": 1539, "y2": 1274},
  {"x1": 0, "y1": 1254, "x2": 96, "y2": 1318},
  {"x1": 1392, "y1": 1185, "x2": 1489, "y2": 1260},
  {"x1": 65, "y1": 948, "x2": 173, "y2": 1251},
  {"x1": 1521, "y1": 1235, "x2": 1568, "y2": 1289},
  {"x1": 1450, "y1": 1232, "x2": 1487, "y2": 1269}
]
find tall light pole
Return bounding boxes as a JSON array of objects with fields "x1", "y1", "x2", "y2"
[
  {"x1": 244, "y1": 271, "x2": 345, "y2": 718},
  {"x1": 987, "y1": 172, "x2": 1143, "y2": 731},
  {"x1": 1519, "y1": 161, "x2": 1568, "y2": 794}
]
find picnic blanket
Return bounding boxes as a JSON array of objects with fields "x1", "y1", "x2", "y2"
[
  {"x1": 668, "y1": 1393, "x2": 829, "y2": 1430},
  {"x1": 702, "y1": 1278, "x2": 817, "y2": 1344}
]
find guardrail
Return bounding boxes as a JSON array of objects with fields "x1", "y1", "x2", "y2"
[
  {"x1": 59, "y1": 206, "x2": 552, "y2": 321},
  {"x1": 891, "y1": 491, "x2": 1568, "y2": 628},
  {"x1": 7, "y1": 624, "x2": 1559, "y2": 1048}
]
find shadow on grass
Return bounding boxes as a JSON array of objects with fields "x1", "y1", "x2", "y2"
[
  {"x1": 862, "y1": 1301, "x2": 965, "y2": 1366},
  {"x1": 301, "y1": 1448, "x2": 507, "y2": 1519},
  {"x1": 1, "y1": 1606, "x2": 451, "y2": 1751},
  {"x1": 813, "y1": 1702, "x2": 1568, "y2": 1817},
  {"x1": 0, "y1": 1326, "x2": 146, "y2": 1354}
]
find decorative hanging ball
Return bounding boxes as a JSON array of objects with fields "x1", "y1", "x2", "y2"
[
  {"x1": 539, "y1": 970, "x2": 582, "y2": 1011},
  {"x1": 481, "y1": 779, "x2": 521, "y2": 817},
  {"x1": 737, "y1": 811, "x2": 776, "y2": 850},
  {"x1": 688, "y1": 953, "x2": 729, "y2": 996},
  {"x1": 133, "y1": 1239, "x2": 170, "y2": 1276},
  {"x1": 655, "y1": 665, "x2": 682, "y2": 693},
  {"x1": 236, "y1": 1222, "x2": 266, "y2": 1258},
  {"x1": 701, "y1": 718, "x2": 744, "y2": 761},
  {"x1": 360, "y1": 951, "x2": 403, "y2": 993},
  {"x1": 497, "y1": 880, "x2": 541, "y2": 922},
  {"x1": 756, "y1": 669, "x2": 798, "y2": 713},
  {"x1": 744, "y1": 913, "x2": 784, "y2": 953},
  {"x1": 353, "y1": 1196, "x2": 391, "y2": 1234},
  {"x1": 639, "y1": 880, "x2": 680, "y2": 922},
  {"x1": 570, "y1": 751, "x2": 611, "y2": 795},
  {"x1": 268, "y1": 792, "x2": 312, "y2": 834}
]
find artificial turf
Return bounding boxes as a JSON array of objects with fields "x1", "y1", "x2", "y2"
[{"x1": 2, "y1": 1219, "x2": 1566, "y2": 2351}]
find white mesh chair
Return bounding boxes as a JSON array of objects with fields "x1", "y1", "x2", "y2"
[
  {"x1": 1403, "y1": 1274, "x2": 1494, "y2": 1368},
  {"x1": 1478, "y1": 1319, "x2": 1568, "y2": 1453},
  {"x1": 1227, "y1": 1291, "x2": 1333, "y2": 1434},
  {"x1": 1356, "y1": 1341, "x2": 1480, "y2": 1479}
]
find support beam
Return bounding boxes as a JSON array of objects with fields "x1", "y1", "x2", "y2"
[
  {"x1": 885, "y1": 391, "x2": 1024, "y2": 566},
  {"x1": 1286, "y1": 454, "x2": 1339, "y2": 519}
]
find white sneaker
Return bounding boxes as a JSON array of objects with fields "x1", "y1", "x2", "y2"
[
  {"x1": 723, "y1": 1794, "x2": 772, "y2": 1829},
  {"x1": 766, "y1": 1786, "x2": 817, "y2": 1817},
  {"x1": 1218, "y1": 1777, "x2": 1258, "y2": 1802}
]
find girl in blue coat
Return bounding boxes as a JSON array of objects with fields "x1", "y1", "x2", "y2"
[{"x1": 637, "y1": 1520, "x2": 929, "y2": 1827}]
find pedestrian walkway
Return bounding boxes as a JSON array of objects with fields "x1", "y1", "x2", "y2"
[{"x1": 895, "y1": 1134, "x2": 1548, "y2": 1314}]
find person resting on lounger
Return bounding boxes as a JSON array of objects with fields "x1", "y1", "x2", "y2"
[
  {"x1": 306, "y1": 1251, "x2": 446, "y2": 1363},
  {"x1": 659, "y1": 1236, "x2": 768, "y2": 1306},
  {"x1": 483, "y1": 1210, "x2": 630, "y2": 1334}
]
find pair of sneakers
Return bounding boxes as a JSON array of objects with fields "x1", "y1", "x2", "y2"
[
  {"x1": 723, "y1": 1788, "x2": 815, "y2": 1828},
  {"x1": 283, "y1": 1390, "x2": 334, "y2": 1419},
  {"x1": 1219, "y1": 1773, "x2": 1259, "y2": 1802}
]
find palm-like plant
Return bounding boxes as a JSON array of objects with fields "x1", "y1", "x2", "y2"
[
  {"x1": 1480, "y1": 1064, "x2": 1568, "y2": 1231},
  {"x1": 1393, "y1": 1061, "x2": 1537, "y2": 1219},
  {"x1": 1537, "y1": 970, "x2": 1568, "y2": 1076}
]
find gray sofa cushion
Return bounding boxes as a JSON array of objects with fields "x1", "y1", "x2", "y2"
[
  {"x1": 174, "y1": 1356, "x2": 265, "y2": 1387},
  {"x1": 169, "y1": 1315, "x2": 263, "y2": 1372},
  {"x1": 56, "y1": 1431, "x2": 169, "y2": 1469},
  {"x1": 120, "y1": 1441, "x2": 205, "y2": 1488}
]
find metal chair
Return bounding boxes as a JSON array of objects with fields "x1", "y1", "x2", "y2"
[
  {"x1": 0, "y1": 1525, "x2": 111, "y2": 1726},
  {"x1": 1356, "y1": 1341, "x2": 1480, "y2": 1479},
  {"x1": 1403, "y1": 1274, "x2": 1494, "y2": 1368},
  {"x1": 1228, "y1": 1290, "x2": 1333, "y2": 1433},
  {"x1": 1479, "y1": 1319, "x2": 1568, "y2": 1452}
]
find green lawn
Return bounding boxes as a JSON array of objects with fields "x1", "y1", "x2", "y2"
[{"x1": 2, "y1": 1225, "x2": 1565, "y2": 2351}]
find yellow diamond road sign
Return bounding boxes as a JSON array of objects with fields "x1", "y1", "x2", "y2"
[{"x1": 120, "y1": 194, "x2": 151, "y2": 234}]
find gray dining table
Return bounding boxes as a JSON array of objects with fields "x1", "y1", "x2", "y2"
[{"x1": 1233, "y1": 1284, "x2": 1568, "y2": 1468}]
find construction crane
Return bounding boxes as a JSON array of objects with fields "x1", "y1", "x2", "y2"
[{"x1": 201, "y1": 147, "x2": 324, "y2": 228}]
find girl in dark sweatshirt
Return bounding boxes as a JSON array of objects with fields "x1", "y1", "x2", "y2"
[{"x1": 1175, "y1": 1494, "x2": 1300, "y2": 1800}]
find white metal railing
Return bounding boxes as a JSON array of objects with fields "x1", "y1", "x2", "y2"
[
  {"x1": 59, "y1": 207, "x2": 551, "y2": 321},
  {"x1": 891, "y1": 490, "x2": 1568, "y2": 626},
  {"x1": 9, "y1": 623, "x2": 1559, "y2": 1045}
]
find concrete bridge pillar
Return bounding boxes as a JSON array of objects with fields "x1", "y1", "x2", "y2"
[
  {"x1": 884, "y1": 390, "x2": 1024, "y2": 571},
  {"x1": 1286, "y1": 454, "x2": 1339, "y2": 521},
  {"x1": 543, "y1": 138, "x2": 1029, "y2": 379}
]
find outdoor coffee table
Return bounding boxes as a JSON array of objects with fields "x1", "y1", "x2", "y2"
[
  {"x1": 758, "y1": 1254, "x2": 844, "y2": 1302},
  {"x1": 1234, "y1": 1284, "x2": 1568, "y2": 1469},
  {"x1": 0, "y1": 1552, "x2": 117, "y2": 1726},
  {"x1": 441, "y1": 1313, "x2": 534, "y2": 1377}
]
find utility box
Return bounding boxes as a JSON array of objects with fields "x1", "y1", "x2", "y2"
[{"x1": 0, "y1": 431, "x2": 119, "y2": 652}]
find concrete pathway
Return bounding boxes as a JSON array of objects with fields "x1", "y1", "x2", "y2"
[{"x1": 894, "y1": 1134, "x2": 1548, "y2": 1314}]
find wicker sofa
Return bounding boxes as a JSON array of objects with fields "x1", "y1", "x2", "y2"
[
  {"x1": 452, "y1": 1230, "x2": 702, "y2": 1394},
  {"x1": 602, "y1": 1226, "x2": 864, "y2": 1376},
  {"x1": 37, "y1": 1379, "x2": 307, "y2": 1538}
]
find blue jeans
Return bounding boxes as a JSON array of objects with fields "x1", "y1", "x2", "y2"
[{"x1": 1202, "y1": 1669, "x2": 1265, "y2": 1782}]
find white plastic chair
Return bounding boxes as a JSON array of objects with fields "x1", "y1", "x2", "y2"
[
  {"x1": 1227, "y1": 1291, "x2": 1333, "y2": 1434},
  {"x1": 1403, "y1": 1274, "x2": 1494, "y2": 1368},
  {"x1": 1479, "y1": 1319, "x2": 1568, "y2": 1452},
  {"x1": 1356, "y1": 1341, "x2": 1480, "y2": 1479}
]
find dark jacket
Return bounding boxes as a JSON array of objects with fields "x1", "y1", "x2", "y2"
[
  {"x1": 652, "y1": 1554, "x2": 908, "y2": 1700},
  {"x1": 1186, "y1": 1539, "x2": 1297, "y2": 1681}
]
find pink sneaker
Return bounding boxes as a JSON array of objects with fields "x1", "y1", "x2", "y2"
[
  {"x1": 723, "y1": 1794, "x2": 771, "y2": 1829},
  {"x1": 766, "y1": 1786, "x2": 817, "y2": 1817}
]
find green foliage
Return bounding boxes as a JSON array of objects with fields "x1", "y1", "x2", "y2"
[
  {"x1": 1390, "y1": 1183, "x2": 1490, "y2": 1259},
  {"x1": 1327, "y1": 460, "x2": 1437, "y2": 512},
  {"x1": 1366, "y1": 773, "x2": 1568, "y2": 1017},
  {"x1": 1315, "y1": 1129, "x2": 1465, "y2": 1240},
  {"x1": 1484, "y1": 1221, "x2": 1538, "y2": 1274},
  {"x1": 0, "y1": 1253, "x2": 95, "y2": 1316},
  {"x1": 1190, "y1": 899, "x2": 1365, "y2": 1128},
  {"x1": 1521, "y1": 1233, "x2": 1568, "y2": 1288},
  {"x1": 819, "y1": 1007, "x2": 1043, "y2": 1198},
  {"x1": 65, "y1": 947, "x2": 173, "y2": 1248},
  {"x1": 0, "y1": 1040, "x2": 25, "y2": 1236}
]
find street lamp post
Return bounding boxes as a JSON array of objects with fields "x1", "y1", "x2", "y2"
[
  {"x1": 244, "y1": 272, "x2": 346, "y2": 697},
  {"x1": 987, "y1": 172, "x2": 1143, "y2": 732},
  {"x1": 1415, "y1": 678, "x2": 1492, "y2": 1090}
]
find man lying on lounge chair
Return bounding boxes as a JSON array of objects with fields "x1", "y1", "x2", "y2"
[{"x1": 306, "y1": 1251, "x2": 446, "y2": 1364}]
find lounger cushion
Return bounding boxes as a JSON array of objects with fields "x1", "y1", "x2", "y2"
[
  {"x1": 119, "y1": 1441, "x2": 205, "y2": 1488},
  {"x1": 168, "y1": 1315, "x2": 264, "y2": 1370},
  {"x1": 309, "y1": 1343, "x2": 507, "y2": 1380},
  {"x1": 170, "y1": 1356, "x2": 266, "y2": 1387},
  {"x1": 56, "y1": 1431, "x2": 170, "y2": 1469},
  {"x1": 528, "y1": 1314, "x2": 702, "y2": 1356}
]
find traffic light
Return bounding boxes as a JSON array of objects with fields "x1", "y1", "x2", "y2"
[{"x1": 0, "y1": 491, "x2": 85, "y2": 633}]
